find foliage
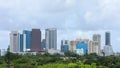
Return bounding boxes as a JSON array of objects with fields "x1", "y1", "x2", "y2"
[
  {"x1": 1, "y1": 52, "x2": 120, "y2": 68},
  {"x1": 38, "y1": 62, "x2": 97, "y2": 68}
]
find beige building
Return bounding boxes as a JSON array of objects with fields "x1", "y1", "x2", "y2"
[
  {"x1": 88, "y1": 41, "x2": 99, "y2": 55},
  {"x1": 69, "y1": 41, "x2": 76, "y2": 52},
  {"x1": 93, "y1": 34, "x2": 101, "y2": 55},
  {"x1": 10, "y1": 31, "x2": 20, "y2": 53},
  {"x1": 69, "y1": 39, "x2": 89, "y2": 52},
  {"x1": 69, "y1": 38, "x2": 99, "y2": 55}
]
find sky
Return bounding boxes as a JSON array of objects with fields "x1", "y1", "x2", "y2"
[{"x1": 0, "y1": 0, "x2": 120, "y2": 52}]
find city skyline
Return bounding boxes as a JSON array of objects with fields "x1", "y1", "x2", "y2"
[
  {"x1": 0, "y1": 0, "x2": 120, "y2": 52},
  {"x1": 0, "y1": 29, "x2": 118, "y2": 52},
  {"x1": 0, "y1": 29, "x2": 115, "y2": 56}
]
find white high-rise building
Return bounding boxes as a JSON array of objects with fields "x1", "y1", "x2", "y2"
[
  {"x1": 45, "y1": 28, "x2": 57, "y2": 50},
  {"x1": 103, "y1": 45, "x2": 113, "y2": 56},
  {"x1": 23, "y1": 33, "x2": 27, "y2": 52},
  {"x1": 93, "y1": 34, "x2": 101, "y2": 55},
  {"x1": 88, "y1": 41, "x2": 99, "y2": 55},
  {"x1": 103, "y1": 32, "x2": 114, "y2": 56},
  {"x1": 10, "y1": 31, "x2": 20, "y2": 53}
]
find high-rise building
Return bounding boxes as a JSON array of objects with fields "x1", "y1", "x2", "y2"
[
  {"x1": 69, "y1": 39, "x2": 100, "y2": 55},
  {"x1": 20, "y1": 34, "x2": 23, "y2": 52},
  {"x1": 45, "y1": 28, "x2": 57, "y2": 50},
  {"x1": 31, "y1": 29, "x2": 41, "y2": 52},
  {"x1": 103, "y1": 45, "x2": 113, "y2": 56},
  {"x1": 10, "y1": 31, "x2": 20, "y2": 53},
  {"x1": 104, "y1": 32, "x2": 113, "y2": 56},
  {"x1": 91, "y1": 41, "x2": 99, "y2": 54},
  {"x1": 41, "y1": 39, "x2": 46, "y2": 50},
  {"x1": 105, "y1": 32, "x2": 111, "y2": 45},
  {"x1": 88, "y1": 41, "x2": 99, "y2": 55},
  {"x1": 93, "y1": 34, "x2": 101, "y2": 55},
  {"x1": 69, "y1": 39, "x2": 88, "y2": 53},
  {"x1": 69, "y1": 41, "x2": 76, "y2": 52},
  {"x1": 75, "y1": 41, "x2": 88, "y2": 55},
  {"x1": 61, "y1": 40, "x2": 69, "y2": 53},
  {"x1": 69, "y1": 39, "x2": 81, "y2": 52},
  {"x1": 23, "y1": 30, "x2": 32, "y2": 51}
]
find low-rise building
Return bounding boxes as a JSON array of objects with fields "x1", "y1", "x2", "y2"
[
  {"x1": 0, "y1": 49, "x2": 7, "y2": 56},
  {"x1": 47, "y1": 49, "x2": 64, "y2": 55}
]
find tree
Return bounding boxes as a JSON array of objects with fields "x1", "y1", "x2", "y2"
[{"x1": 4, "y1": 51, "x2": 10, "y2": 68}]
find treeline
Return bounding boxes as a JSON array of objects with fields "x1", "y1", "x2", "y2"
[
  {"x1": 0, "y1": 52, "x2": 120, "y2": 68},
  {"x1": 38, "y1": 62, "x2": 97, "y2": 68}
]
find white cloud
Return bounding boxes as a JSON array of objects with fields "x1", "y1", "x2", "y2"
[
  {"x1": 0, "y1": 0, "x2": 120, "y2": 30},
  {"x1": 0, "y1": 0, "x2": 120, "y2": 51},
  {"x1": 84, "y1": 11, "x2": 97, "y2": 23}
]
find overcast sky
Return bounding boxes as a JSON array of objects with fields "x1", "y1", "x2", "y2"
[{"x1": 0, "y1": 0, "x2": 120, "y2": 52}]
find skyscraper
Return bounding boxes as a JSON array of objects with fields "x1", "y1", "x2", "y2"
[
  {"x1": 31, "y1": 29, "x2": 41, "y2": 52},
  {"x1": 104, "y1": 32, "x2": 113, "y2": 56},
  {"x1": 93, "y1": 34, "x2": 101, "y2": 55},
  {"x1": 41, "y1": 39, "x2": 46, "y2": 50},
  {"x1": 76, "y1": 41, "x2": 88, "y2": 55},
  {"x1": 91, "y1": 41, "x2": 99, "y2": 55},
  {"x1": 69, "y1": 41, "x2": 76, "y2": 52},
  {"x1": 20, "y1": 34, "x2": 23, "y2": 52},
  {"x1": 61, "y1": 40, "x2": 69, "y2": 53},
  {"x1": 103, "y1": 45, "x2": 113, "y2": 56},
  {"x1": 105, "y1": 32, "x2": 110, "y2": 45},
  {"x1": 45, "y1": 28, "x2": 57, "y2": 50},
  {"x1": 23, "y1": 30, "x2": 32, "y2": 51},
  {"x1": 10, "y1": 31, "x2": 20, "y2": 53}
]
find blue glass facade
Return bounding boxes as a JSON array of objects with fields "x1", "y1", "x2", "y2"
[
  {"x1": 20, "y1": 34, "x2": 23, "y2": 52},
  {"x1": 61, "y1": 45, "x2": 69, "y2": 53},
  {"x1": 23, "y1": 30, "x2": 32, "y2": 49},
  {"x1": 105, "y1": 32, "x2": 110, "y2": 45},
  {"x1": 76, "y1": 42, "x2": 88, "y2": 54},
  {"x1": 61, "y1": 40, "x2": 68, "y2": 46},
  {"x1": 61, "y1": 40, "x2": 69, "y2": 53},
  {"x1": 41, "y1": 39, "x2": 46, "y2": 50}
]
